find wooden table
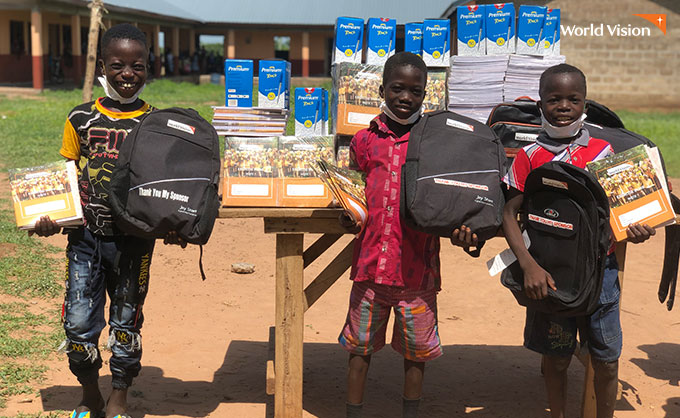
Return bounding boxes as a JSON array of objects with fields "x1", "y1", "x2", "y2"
[
  {"x1": 218, "y1": 207, "x2": 656, "y2": 418},
  {"x1": 219, "y1": 207, "x2": 353, "y2": 418}
]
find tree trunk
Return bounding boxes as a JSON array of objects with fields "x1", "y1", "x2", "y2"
[{"x1": 82, "y1": 0, "x2": 105, "y2": 102}]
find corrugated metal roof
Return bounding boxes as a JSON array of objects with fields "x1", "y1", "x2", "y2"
[{"x1": 103, "y1": 0, "x2": 465, "y2": 26}]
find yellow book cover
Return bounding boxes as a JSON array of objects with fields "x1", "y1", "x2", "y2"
[
  {"x1": 9, "y1": 160, "x2": 83, "y2": 230},
  {"x1": 587, "y1": 145, "x2": 676, "y2": 241}
]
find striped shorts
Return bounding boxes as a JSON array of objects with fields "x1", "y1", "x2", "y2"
[{"x1": 338, "y1": 281, "x2": 442, "y2": 362}]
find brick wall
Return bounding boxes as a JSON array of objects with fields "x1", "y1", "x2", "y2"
[{"x1": 546, "y1": 0, "x2": 679, "y2": 109}]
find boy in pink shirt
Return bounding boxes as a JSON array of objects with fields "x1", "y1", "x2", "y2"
[{"x1": 339, "y1": 52, "x2": 477, "y2": 418}]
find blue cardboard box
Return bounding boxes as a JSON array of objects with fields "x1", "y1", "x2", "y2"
[
  {"x1": 423, "y1": 19, "x2": 450, "y2": 67},
  {"x1": 404, "y1": 23, "x2": 423, "y2": 56},
  {"x1": 542, "y1": 8, "x2": 561, "y2": 55},
  {"x1": 258, "y1": 60, "x2": 291, "y2": 108},
  {"x1": 366, "y1": 18, "x2": 396, "y2": 65},
  {"x1": 224, "y1": 59, "x2": 253, "y2": 107},
  {"x1": 457, "y1": 5, "x2": 485, "y2": 56},
  {"x1": 333, "y1": 17, "x2": 364, "y2": 64},
  {"x1": 485, "y1": 3, "x2": 515, "y2": 55},
  {"x1": 294, "y1": 87, "x2": 324, "y2": 136},
  {"x1": 517, "y1": 5, "x2": 547, "y2": 55}
]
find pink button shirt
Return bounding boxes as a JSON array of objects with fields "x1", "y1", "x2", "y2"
[{"x1": 349, "y1": 114, "x2": 441, "y2": 290}]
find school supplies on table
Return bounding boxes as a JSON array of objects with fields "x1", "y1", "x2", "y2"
[
  {"x1": 9, "y1": 160, "x2": 83, "y2": 230},
  {"x1": 313, "y1": 159, "x2": 367, "y2": 233},
  {"x1": 333, "y1": 17, "x2": 364, "y2": 64},
  {"x1": 366, "y1": 18, "x2": 396, "y2": 65},
  {"x1": 258, "y1": 60, "x2": 291, "y2": 109},
  {"x1": 222, "y1": 136, "x2": 335, "y2": 207},
  {"x1": 224, "y1": 59, "x2": 253, "y2": 107},
  {"x1": 586, "y1": 144, "x2": 676, "y2": 241},
  {"x1": 211, "y1": 106, "x2": 289, "y2": 137}
]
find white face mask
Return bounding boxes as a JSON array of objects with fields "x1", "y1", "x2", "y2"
[
  {"x1": 380, "y1": 102, "x2": 423, "y2": 126},
  {"x1": 98, "y1": 75, "x2": 145, "y2": 105},
  {"x1": 541, "y1": 111, "x2": 587, "y2": 139}
]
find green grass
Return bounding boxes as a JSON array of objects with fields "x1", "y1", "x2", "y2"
[{"x1": 619, "y1": 111, "x2": 680, "y2": 178}]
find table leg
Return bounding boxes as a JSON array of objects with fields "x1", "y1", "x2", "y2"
[{"x1": 275, "y1": 233, "x2": 304, "y2": 418}]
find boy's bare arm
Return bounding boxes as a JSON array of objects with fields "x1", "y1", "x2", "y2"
[{"x1": 502, "y1": 192, "x2": 556, "y2": 300}]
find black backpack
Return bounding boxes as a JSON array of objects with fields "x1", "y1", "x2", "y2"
[
  {"x1": 109, "y1": 108, "x2": 221, "y2": 246},
  {"x1": 501, "y1": 161, "x2": 611, "y2": 316},
  {"x1": 487, "y1": 98, "x2": 628, "y2": 160},
  {"x1": 401, "y1": 110, "x2": 507, "y2": 256}
]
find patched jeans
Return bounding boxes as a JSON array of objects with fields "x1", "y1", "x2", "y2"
[{"x1": 62, "y1": 227, "x2": 154, "y2": 389}]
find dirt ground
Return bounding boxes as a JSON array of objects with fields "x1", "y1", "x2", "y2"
[{"x1": 2, "y1": 203, "x2": 679, "y2": 417}]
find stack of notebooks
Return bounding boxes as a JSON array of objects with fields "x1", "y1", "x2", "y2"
[
  {"x1": 211, "y1": 107, "x2": 289, "y2": 137},
  {"x1": 503, "y1": 54, "x2": 566, "y2": 102},
  {"x1": 447, "y1": 55, "x2": 509, "y2": 123}
]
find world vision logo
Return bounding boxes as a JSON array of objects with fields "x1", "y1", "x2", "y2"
[
  {"x1": 633, "y1": 14, "x2": 666, "y2": 35},
  {"x1": 561, "y1": 13, "x2": 667, "y2": 37}
]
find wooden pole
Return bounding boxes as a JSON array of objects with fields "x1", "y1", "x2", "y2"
[{"x1": 82, "y1": 0, "x2": 106, "y2": 102}]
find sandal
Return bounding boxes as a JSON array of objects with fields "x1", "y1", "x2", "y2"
[{"x1": 69, "y1": 410, "x2": 105, "y2": 418}]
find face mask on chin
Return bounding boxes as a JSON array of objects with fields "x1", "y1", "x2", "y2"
[
  {"x1": 541, "y1": 111, "x2": 587, "y2": 139},
  {"x1": 98, "y1": 75, "x2": 145, "y2": 105},
  {"x1": 380, "y1": 102, "x2": 423, "y2": 125}
]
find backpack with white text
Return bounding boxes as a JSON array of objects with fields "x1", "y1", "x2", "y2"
[
  {"x1": 501, "y1": 161, "x2": 611, "y2": 316},
  {"x1": 401, "y1": 110, "x2": 507, "y2": 256},
  {"x1": 109, "y1": 108, "x2": 221, "y2": 247}
]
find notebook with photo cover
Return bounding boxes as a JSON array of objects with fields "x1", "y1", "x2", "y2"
[
  {"x1": 9, "y1": 160, "x2": 83, "y2": 230},
  {"x1": 586, "y1": 144, "x2": 676, "y2": 241},
  {"x1": 313, "y1": 160, "x2": 367, "y2": 233}
]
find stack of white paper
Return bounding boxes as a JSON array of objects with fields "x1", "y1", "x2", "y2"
[
  {"x1": 503, "y1": 54, "x2": 566, "y2": 102},
  {"x1": 447, "y1": 55, "x2": 509, "y2": 123}
]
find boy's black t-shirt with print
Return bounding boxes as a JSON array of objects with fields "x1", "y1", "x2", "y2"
[{"x1": 60, "y1": 98, "x2": 154, "y2": 236}]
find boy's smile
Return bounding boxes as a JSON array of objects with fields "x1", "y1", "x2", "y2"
[
  {"x1": 100, "y1": 39, "x2": 148, "y2": 99},
  {"x1": 380, "y1": 65, "x2": 426, "y2": 121},
  {"x1": 538, "y1": 72, "x2": 586, "y2": 127}
]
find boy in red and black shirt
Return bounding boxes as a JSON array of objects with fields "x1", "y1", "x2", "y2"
[{"x1": 502, "y1": 64, "x2": 654, "y2": 418}]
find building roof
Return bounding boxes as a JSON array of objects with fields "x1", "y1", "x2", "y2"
[{"x1": 102, "y1": 0, "x2": 465, "y2": 26}]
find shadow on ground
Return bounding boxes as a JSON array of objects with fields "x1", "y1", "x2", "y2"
[{"x1": 39, "y1": 341, "x2": 594, "y2": 418}]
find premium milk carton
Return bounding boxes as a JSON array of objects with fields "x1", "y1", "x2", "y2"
[
  {"x1": 258, "y1": 60, "x2": 291, "y2": 108},
  {"x1": 457, "y1": 5, "x2": 485, "y2": 56},
  {"x1": 542, "y1": 8, "x2": 561, "y2": 55},
  {"x1": 517, "y1": 5, "x2": 547, "y2": 55},
  {"x1": 224, "y1": 59, "x2": 253, "y2": 107},
  {"x1": 423, "y1": 19, "x2": 450, "y2": 67},
  {"x1": 485, "y1": 3, "x2": 516, "y2": 55},
  {"x1": 404, "y1": 23, "x2": 423, "y2": 56},
  {"x1": 333, "y1": 17, "x2": 364, "y2": 64},
  {"x1": 366, "y1": 18, "x2": 396, "y2": 65},
  {"x1": 294, "y1": 87, "x2": 324, "y2": 136}
]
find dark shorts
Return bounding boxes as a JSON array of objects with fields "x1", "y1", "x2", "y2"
[{"x1": 524, "y1": 254, "x2": 622, "y2": 362}]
